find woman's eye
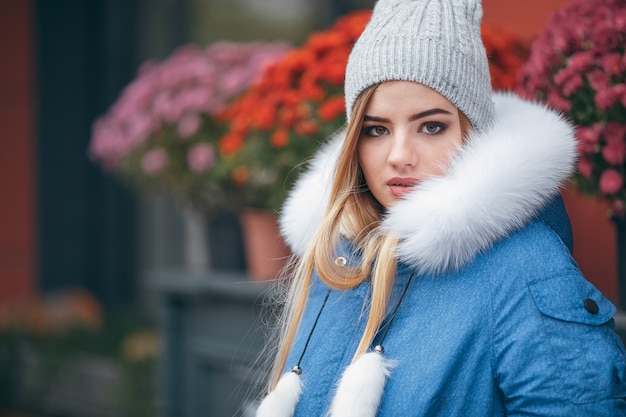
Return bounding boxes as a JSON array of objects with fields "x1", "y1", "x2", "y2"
[
  {"x1": 421, "y1": 122, "x2": 445, "y2": 134},
  {"x1": 364, "y1": 125, "x2": 388, "y2": 137}
]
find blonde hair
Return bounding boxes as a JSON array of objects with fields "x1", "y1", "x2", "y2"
[{"x1": 265, "y1": 83, "x2": 472, "y2": 391}]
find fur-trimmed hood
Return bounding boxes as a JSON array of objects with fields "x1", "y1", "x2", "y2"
[{"x1": 279, "y1": 92, "x2": 577, "y2": 274}]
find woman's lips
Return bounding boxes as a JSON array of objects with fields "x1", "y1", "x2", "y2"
[{"x1": 387, "y1": 177, "x2": 420, "y2": 197}]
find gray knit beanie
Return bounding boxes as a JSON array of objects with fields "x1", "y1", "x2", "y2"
[{"x1": 345, "y1": 0, "x2": 494, "y2": 131}]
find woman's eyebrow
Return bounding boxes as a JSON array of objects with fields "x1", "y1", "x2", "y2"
[
  {"x1": 363, "y1": 115, "x2": 390, "y2": 123},
  {"x1": 409, "y1": 108, "x2": 453, "y2": 121},
  {"x1": 363, "y1": 108, "x2": 454, "y2": 123}
]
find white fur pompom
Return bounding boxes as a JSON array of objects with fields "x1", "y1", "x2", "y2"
[
  {"x1": 256, "y1": 371, "x2": 303, "y2": 417},
  {"x1": 329, "y1": 351, "x2": 393, "y2": 417}
]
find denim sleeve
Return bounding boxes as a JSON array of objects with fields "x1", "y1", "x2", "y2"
[{"x1": 493, "y1": 272, "x2": 626, "y2": 416}]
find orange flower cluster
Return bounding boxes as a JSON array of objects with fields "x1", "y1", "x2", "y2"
[
  {"x1": 218, "y1": 11, "x2": 371, "y2": 209},
  {"x1": 219, "y1": 10, "x2": 371, "y2": 158},
  {"x1": 482, "y1": 25, "x2": 531, "y2": 90},
  {"x1": 218, "y1": 10, "x2": 530, "y2": 210},
  {"x1": 0, "y1": 290, "x2": 102, "y2": 335}
]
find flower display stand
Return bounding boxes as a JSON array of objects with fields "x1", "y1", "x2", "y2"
[
  {"x1": 181, "y1": 207, "x2": 212, "y2": 273},
  {"x1": 151, "y1": 269, "x2": 273, "y2": 417}
]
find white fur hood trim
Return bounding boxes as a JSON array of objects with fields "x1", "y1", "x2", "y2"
[{"x1": 279, "y1": 93, "x2": 577, "y2": 274}]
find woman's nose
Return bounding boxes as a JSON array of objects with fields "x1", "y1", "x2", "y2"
[{"x1": 387, "y1": 133, "x2": 417, "y2": 168}]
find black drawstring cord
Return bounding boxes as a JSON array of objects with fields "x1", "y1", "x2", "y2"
[
  {"x1": 292, "y1": 289, "x2": 331, "y2": 374},
  {"x1": 292, "y1": 269, "x2": 415, "y2": 371},
  {"x1": 374, "y1": 271, "x2": 416, "y2": 353}
]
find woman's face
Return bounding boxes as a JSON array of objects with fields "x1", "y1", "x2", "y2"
[{"x1": 357, "y1": 81, "x2": 464, "y2": 209}]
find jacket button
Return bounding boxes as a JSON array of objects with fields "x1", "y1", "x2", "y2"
[{"x1": 584, "y1": 298, "x2": 599, "y2": 314}]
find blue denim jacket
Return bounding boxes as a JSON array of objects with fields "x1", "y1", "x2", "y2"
[{"x1": 285, "y1": 199, "x2": 626, "y2": 416}]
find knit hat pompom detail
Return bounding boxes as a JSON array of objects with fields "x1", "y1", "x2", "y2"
[{"x1": 344, "y1": 0, "x2": 494, "y2": 131}]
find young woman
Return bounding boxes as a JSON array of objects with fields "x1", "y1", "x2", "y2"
[{"x1": 255, "y1": 0, "x2": 626, "y2": 416}]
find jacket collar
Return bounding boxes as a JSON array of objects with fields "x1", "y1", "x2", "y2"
[{"x1": 279, "y1": 92, "x2": 577, "y2": 274}]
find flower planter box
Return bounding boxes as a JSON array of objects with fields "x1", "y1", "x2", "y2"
[
  {"x1": 5, "y1": 347, "x2": 129, "y2": 417},
  {"x1": 0, "y1": 318, "x2": 157, "y2": 416}
]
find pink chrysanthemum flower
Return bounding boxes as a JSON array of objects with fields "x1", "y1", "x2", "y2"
[
  {"x1": 600, "y1": 169, "x2": 624, "y2": 195},
  {"x1": 516, "y1": 0, "x2": 626, "y2": 217},
  {"x1": 88, "y1": 40, "x2": 291, "y2": 211},
  {"x1": 187, "y1": 144, "x2": 215, "y2": 173}
]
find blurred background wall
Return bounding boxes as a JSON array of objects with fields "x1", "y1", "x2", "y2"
[{"x1": 1, "y1": 0, "x2": 36, "y2": 305}]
